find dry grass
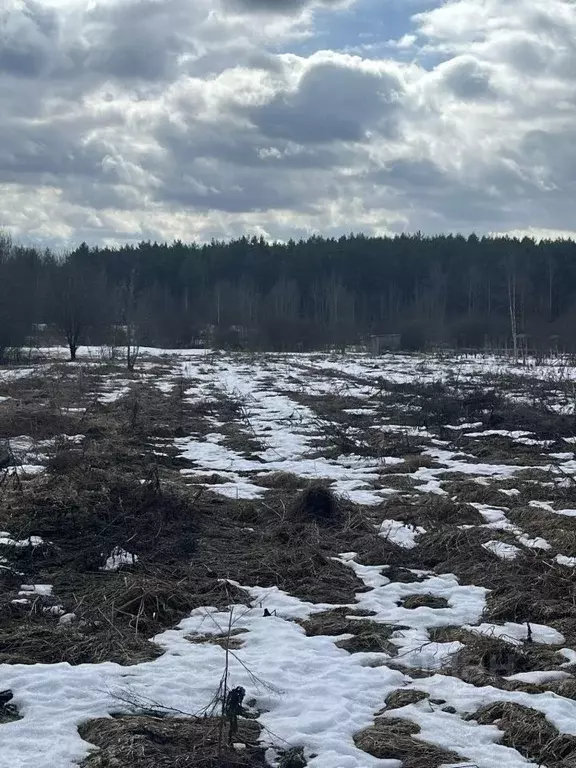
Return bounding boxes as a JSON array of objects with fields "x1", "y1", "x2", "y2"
[
  {"x1": 288, "y1": 483, "x2": 340, "y2": 524},
  {"x1": 413, "y1": 525, "x2": 496, "y2": 573},
  {"x1": 255, "y1": 472, "x2": 305, "y2": 491},
  {"x1": 335, "y1": 625, "x2": 397, "y2": 655},
  {"x1": 469, "y1": 702, "x2": 576, "y2": 766},
  {"x1": 382, "y1": 566, "x2": 424, "y2": 584},
  {"x1": 429, "y1": 628, "x2": 565, "y2": 689},
  {"x1": 507, "y1": 505, "x2": 576, "y2": 556},
  {"x1": 5, "y1": 355, "x2": 576, "y2": 768},
  {"x1": 79, "y1": 715, "x2": 268, "y2": 768},
  {"x1": 354, "y1": 717, "x2": 466, "y2": 767},
  {"x1": 186, "y1": 628, "x2": 249, "y2": 650},
  {"x1": 0, "y1": 624, "x2": 161, "y2": 666},
  {"x1": 401, "y1": 595, "x2": 449, "y2": 610},
  {"x1": 383, "y1": 689, "x2": 429, "y2": 711},
  {"x1": 299, "y1": 607, "x2": 376, "y2": 636},
  {"x1": 381, "y1": 494, "x2": 485, "y2": 528},
  {"x1": 299, "y1": 608, "x2": 400, "y2": 655},
  {"x1": 483, "y1": 555, "x2": 576, "y2": 643}
]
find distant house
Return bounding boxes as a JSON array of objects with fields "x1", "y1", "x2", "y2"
[{"x1": 370, "y1": 333, "x2": 401, "y2": 355}]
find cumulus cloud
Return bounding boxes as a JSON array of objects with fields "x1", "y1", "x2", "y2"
[
  {"x1": 0, "y1": 0, "x2": 575, "y2": 246},
  {"x1": 245, "y1": 55, "x2": 404, "y2": 143}
]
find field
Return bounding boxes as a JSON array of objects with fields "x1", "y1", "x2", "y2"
[{"x1": 2, "y1": 348, "x2": 576, "y2": 768}]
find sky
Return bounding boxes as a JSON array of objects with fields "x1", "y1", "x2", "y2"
[{"x1": 1, "y1": 0, "x2": 575, "y2": 248}]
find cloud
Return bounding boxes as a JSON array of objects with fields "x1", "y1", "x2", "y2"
[
  {"x1": 0, "y1": 0, "x2": 575, "y2": 246},
  {"x1": 0, "y1": 1, "x2": 61, "y2": 77},
  {"x1": 435, "y1": 55, "x2": 496, "y2": 100},
  {"x1": 222, "y1": 0, "x2": 348, "y2": 14},
  {"x1": 244, "y1": 54, "x2": 404, "y2": 143}
]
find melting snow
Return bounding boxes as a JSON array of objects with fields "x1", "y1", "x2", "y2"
[
  {"x1": 19, "y1": 584, "x2": 53, "y2": 597},
  {"x1": 464, "y1": 621, "x2": 565, "y2": 645},
  {"x1": 101, "y1": 548, "x2": 138, "y2": 571},
  {"x1": 482, "y1": 540, "x2": 521, "y2": 560},
  {"x1": 0, "y1": 533, "x2": 44, "y2": 548},
  {"x1": 378, "y1": 520, "x2": 425, "y2": 549}
]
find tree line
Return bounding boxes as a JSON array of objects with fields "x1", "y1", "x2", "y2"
[{"x1": 1, "y1": 231, "x2": 576, "y2": 360}]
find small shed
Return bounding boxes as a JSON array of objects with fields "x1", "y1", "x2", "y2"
[{"x1": 370, "y1": 333, "x2": 401, "y2": 355}]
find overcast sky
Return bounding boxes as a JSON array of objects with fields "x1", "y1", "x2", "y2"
[{"x1": 1, "y1": 0, "x2": 575, "y2": 247}]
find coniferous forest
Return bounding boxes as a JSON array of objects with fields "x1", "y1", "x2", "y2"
[{"x1": 2, "y1": 231, "x2": 576, "y2": 359}]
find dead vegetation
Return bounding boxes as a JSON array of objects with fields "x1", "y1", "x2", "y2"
[
  {"x1": 412, "y1": 526, "x2": 497, "y2": 573},
  {"x1": 484, "y1": 556, "x2": 576, "y2": 644},
  {"x1": 381, "y1": 494, "x2": 485, "y2": 528},
  {"x1": 288, "y1": 484, "x2": 339, "y2": 524},
  {"x1": 0, "y1": 623, "x2": 161, "y2": 666},
  {"x1": 255, "y1": 471, "x2": 304, "y2": 491},
  {"x1": 335, "y1": 625, "x2": 397, "y2": 655},
  {"x1": 400, "y1": 595, "x2": 449, "y2": 610},
  {"x1": 507, "y1": 505, "x2": 576, "y2": 556},
  {"x1": 187, "y1": 628, "x2": 249, "y2": 650},
  {"x1": 79, "y1": 715, "x2": 269, "y2": 768},
  {"x1": 298, "y1": 608, "x2": 405, "y2": 655},
  {"x1": 0, "y1": 690, "x2": 20, "y2": 724},
  {"x1": 354, "y1": 716, "x2": 466, "y2": 767},
  {"x1": 430, "y1": 628, "x2": 565, "y2": 688},
  {"x1": 468, "y1": 702, "x2": 576, "y2": 766},
  {"x1": 383, "y1": 689, "x2": 429, "y2": 710},
  {"x1": 298, "y1": 607, "x2": 377, "y2": 637},
  {"x1": 0, "y1": 376, "x2": 380, "y2": 662},
  {"x1": 4, "y1": 353, "x2": 576, "y2": 768}
]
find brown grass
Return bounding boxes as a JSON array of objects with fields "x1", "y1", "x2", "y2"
[
  {"x1": 469, "y1": 702, "x2": 576, "y2": 766},
  {"x1": 383, "y1": 689, "x2": 429, "y2": 711},
  {"x1": 401, "y1": 595, "x2": 449, "y2": 610},
  {"x1": 507, "y1": 505, "x2": 576, "y2": 556},
  {"x1": 354, "y1": 717, "x2": 467, "y2": 767},
  {"x1": 288, "y1": 483, "x2": 340, "y2": 524},
  {"x1": 186, "y1": 628, "x2": 249, "y2": 650},
  {"x1": 299, "y1": 607, "x2": 376, "y2": 636},
  {"x1": 0, "y1": 624, "x2": 161, "y2": 666},
  {"x1": 79, "y1": 715, "x2": 268, "y2": 768},
  {"x1": 429, "y1": 628, "x2": 565, "y2": 688},
  {"x1": 299, "y1": 608, "x2": 400, "y2": 655},
  {"x1": 380, "y1": 494, "x2": 484, "y2": 528},
  {"x1": 255, "y1": 471, "x2": 305, "y2": 491}
]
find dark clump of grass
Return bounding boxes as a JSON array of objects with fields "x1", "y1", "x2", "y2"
[
  {"x1": 278, "y1": 747, "x2": 307, "y2": 768},
  {"x1": 484, "y1": 554, "x2": 576, "y2": 643},
  {"x1": 256, "y1": 471, "x2": 305, "y2": 491},
  {"x1": 383, "y1": 566, "x2": 424, "y2": 584},
  {"x1": 430, "y1": 628, "x2": 565, "y2": 689},
  {"x1": 354, "y1": 717, "x2": 467, "y2": 768},
  {"x1": 384, "y1": 689, "x2": 429, "y2": 710},
  {"x1": 53, "y1": 571, "x2": 251, "y2": 645},
  {"x1": 0, "y1": 624, "x2": 161, "y2": 666},
  {"x1": 413, "y1": 526, "x2": 495, "y2": 574},
  {"x1": 382, "y1": 494, "x2": 484, "y2": 529},
  {"x1": 288, "y1": 483, "x2": 340, "y2": 524},
  {"x1": 299, "y1": 608, "x2": 401, "y2": 655},
  {"x1": 299, "y1": 607, "x2": 377, "y2": 637},
  {"x1": 5, "y1": 470, "x2": 199, "y2": 572},
  {"x1": 468, "y1": 702, "x2": 576, "y2": 766},
  {"x1": 335, "y1": 624, "x2": 397, "y2": 655},
  {"x1": 79, "y1": 715, "x2": 269, "y2": 768},
  {"x1": 401, "y1": 595, "x2": 449, "y2": 610}
]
